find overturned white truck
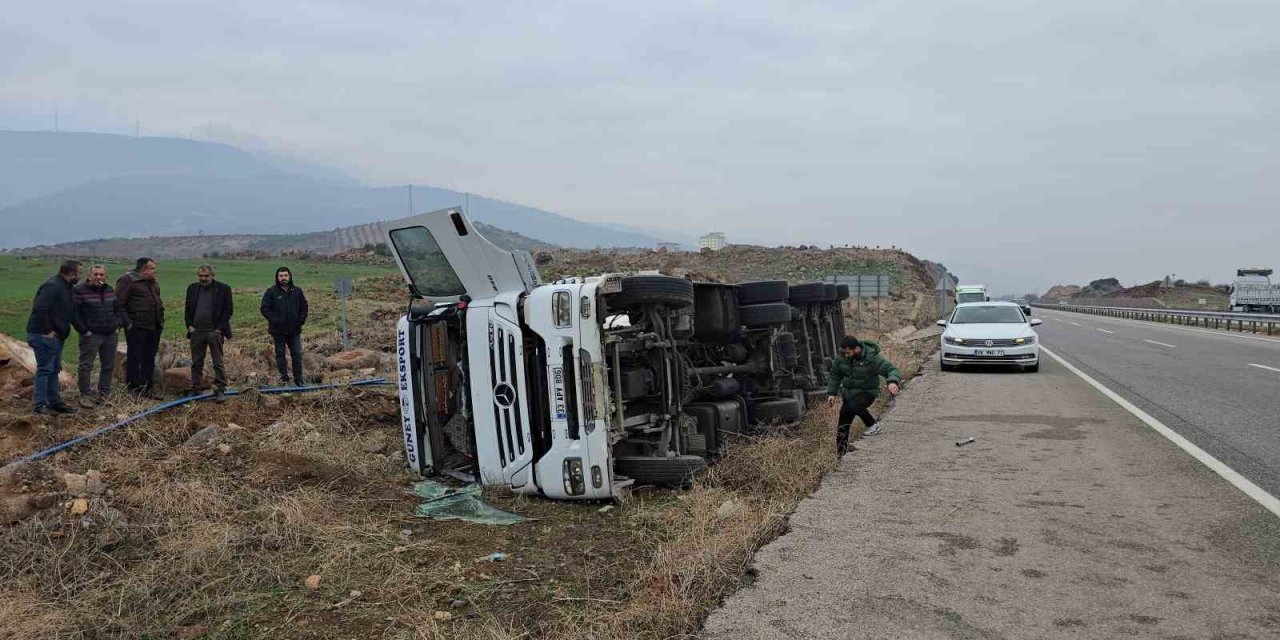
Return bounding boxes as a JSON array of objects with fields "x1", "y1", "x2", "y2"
[{"x1": 385, "y1": 208, "x2": 849, "y2": 500}]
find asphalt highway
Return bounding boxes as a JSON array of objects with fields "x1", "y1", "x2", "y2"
[{"x1": 1032, "y1": 307, "x2": 1280, "y2": 498}]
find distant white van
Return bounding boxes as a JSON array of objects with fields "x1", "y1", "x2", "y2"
[{"x1": 955, "y1": 284, "x2": 988, "y2": 304}]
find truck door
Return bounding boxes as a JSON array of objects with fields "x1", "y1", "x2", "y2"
[{"x1": 382, "y1": 207, "x2": 540, "y2": 300}]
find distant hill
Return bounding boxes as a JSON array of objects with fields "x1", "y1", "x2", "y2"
[
  {"x1": 0, "y1": 130, "x2": 668, "y2": 250},
  {"x1": 6, "y1": 219, "x2": 554, "y2": 259}
]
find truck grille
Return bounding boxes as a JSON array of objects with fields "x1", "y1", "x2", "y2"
[
  {"x1": 489, "y1": 323, "x2": 525, "y2": 466},
  {"x1": 579, "y1": 349, "x2": 596, "y2": 427}
]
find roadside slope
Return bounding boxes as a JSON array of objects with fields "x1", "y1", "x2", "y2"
[{"x1": 703, "y1": 357, "x2": 1280, "y2": 639}]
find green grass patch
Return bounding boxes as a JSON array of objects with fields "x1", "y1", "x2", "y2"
[{"x1": 0, "y1": 255, "x2": 399, "y2": 362}]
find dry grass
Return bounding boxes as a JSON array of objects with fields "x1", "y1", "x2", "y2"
[{"x1": 0, "y1": 338, "x2": 931, "y2": 640}]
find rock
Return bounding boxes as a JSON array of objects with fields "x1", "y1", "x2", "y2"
[
  {"x1": 432, "y1": 611, "x2": 452, "y2": 622},
  {"x1": 225, "y1": 423, "x2": 244, "y2": 431},
  {"x1": 450, "y1": 599, "x2": 466, "y2": 609},
  {"x1": 305, "y1": 574, "x2": 321, "y2": 589},
  {"x1": 61, "y1": 470, "x2": 107, "y2": 497},
  {"x1": 68, "y1": 498, "x2": 89, "y2": 515},
  {"x1": 364, "y1": 439, "x2": 385, "y2": 454},
  {"x1": 216, "y1": 444, "x2": 233, "y2": 455},
  {"x1": 162, "y1": 367, "x2": 209, "y2": 393},
  {"x1": 349, "y1": 590, "x2": 363, "y2": 598},
  {"x1": 716, "y1": 499, "x2": 745, "y2": 519},
  {"x1": 392, "y1": 546, "x2": 408, "y2": 554},
  {"x1": 357, "y1": 367, "x2": 377, "y2": 376},
  {"x1": 325, "y1": 349, "x2": 382, "y2": 370},
  {"x1": 184, "y1": 426, "x2": 219, "y2": 448}
]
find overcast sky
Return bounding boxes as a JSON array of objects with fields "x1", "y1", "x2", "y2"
[{"x1": 4, "y1": 0, "x2": 1279, "y2": 295}]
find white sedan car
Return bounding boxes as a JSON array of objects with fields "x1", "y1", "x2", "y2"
[{"x1": 937, "y1": 302, "x2": 1043, "y2": 372}]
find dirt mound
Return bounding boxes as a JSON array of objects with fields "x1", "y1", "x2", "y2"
[{"x1": 1041, "y1": 284, "x2": 1082, "y2": 301}]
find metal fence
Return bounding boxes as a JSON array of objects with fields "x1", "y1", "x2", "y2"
[{"x1": 1035, "y1": 303, "x2": 1280, "y2": 336}]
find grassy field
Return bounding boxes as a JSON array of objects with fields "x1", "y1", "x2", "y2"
[{"x1": 0, "y1": 255, "x2": 399, "y2": 362}]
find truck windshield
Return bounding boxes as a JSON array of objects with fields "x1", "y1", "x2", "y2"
[
  {"x1": 951, "y1": 306, "x2": 1025, "y2": 324},
  {"x1": 388, "y1": 226, "x2": 466, "y2": 298}
]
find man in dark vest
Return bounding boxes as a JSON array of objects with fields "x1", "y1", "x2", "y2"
[{"x1": 185, "y1": 264, "x2": 234, "y2": 403}]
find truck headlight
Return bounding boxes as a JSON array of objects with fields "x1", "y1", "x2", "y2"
[
  {"x1": 944, "y1": 336, "x2": 965, "y2": 345},
  {"x1": 553, "y1": 291, "x2": 572, "y2": 327},
  {"x1": 1014, "y1": 336, "x2": 1036, "y2": 345},
  {"x1": 563, "y1": 457, "x2": 586, "y2": 496}
]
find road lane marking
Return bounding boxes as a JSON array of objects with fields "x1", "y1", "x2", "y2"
[
  {"x1": 1143, "y1": 339, "x2": 1177, "y2": 348},
  {"x1": 1037, "y1": 311, "x2": 1280, "y2": 346},
  {"x1": 1249, "y1": 363, "x2": 1280, "y2": 373},
  {"x1": 1097, "y1": 329, "x2": 1115, "y2": 334},
  {"x1": 1070, "y1": 322, "x2": 1082, "y2": 327},
  {"x1": 1041, "y1": 346, "x2": 1280, "y2": 520}
]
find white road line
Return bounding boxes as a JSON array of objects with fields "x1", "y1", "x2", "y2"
[
  {"x1": 1070, "y1": 322, "x2": 1082, "y2": 327},
  {"x1": 1097, "y1": 329, "x2": 1115, "y2": 334},
  {"x1": 1249, "y1": 363, "x2": 1280, "y2": 374},
  {"x1": 1037, "y1": 311, "x2": 1280, "y2": 345},
  {"x1": 1041, "y1": 346, "x2": 1280, "y2": 520},
  {"x1": 1143, "y1": 339, "x2": 1177, "y2": 348}
]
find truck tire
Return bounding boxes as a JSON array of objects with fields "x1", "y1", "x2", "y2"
[
  {"x1": 694, "y1": 283, "x2": 740, "y2": 338},
  {"x1": 740, "y1": 302, "x2": 793, "y2": 327},
  {"x1": 752, "y1": 398, "x2": 804, "y2": 424},
  {"x1": 608, "y1": 275, "x2": 694, "y2": 310},
  {"x1": 614, "y1": 455, "x2": 706, "y2": 488},
  {"x1": 835, "y1": 284, "x2": 850, "y2": 301},
  {"x1": 736, "y1": 280, "x2": 790, "y2": 305},
  {"x1": 788, "y1": 282, "x2": 828, "y2": 303},
  {"x1": 823, "y1": 284, "x2": 839, "y2": 302}
]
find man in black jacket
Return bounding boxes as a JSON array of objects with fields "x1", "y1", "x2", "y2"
[
  {"x1": 185, "y1": 264, "x2": 234, "y2": 402},
  {"x1": 72, "y1": 264, "x2": 128, "y2": 407},
  {"x1": 117, "y1": 257, "x2": 164, "y2": 397},
  {"x1": 26, "y1": 260, "x2": 81, "y2": 415},
  {"x1": 260, "y1": 266, "x2": 309, "y2": 385}
]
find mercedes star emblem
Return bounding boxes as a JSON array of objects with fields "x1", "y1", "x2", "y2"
[{"x1": 493, "y1": 383, "x2": 516, "y2": 408}]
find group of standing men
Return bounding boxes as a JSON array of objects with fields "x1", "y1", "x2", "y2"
[{"x1": 25, "y1": 258, "x2": 310, "y2": 415}]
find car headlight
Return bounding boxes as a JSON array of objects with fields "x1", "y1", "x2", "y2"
[
  {"x1": 1014, "y1": 335, "x2": 1036, "y2": 345},
  {"x1": 553, "y1": 291, "x2": 572, "y2": 327},
  {"x1": 944, "y1": 336, "x2": 965, "y2": 345}
]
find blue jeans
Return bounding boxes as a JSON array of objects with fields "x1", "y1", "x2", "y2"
[{"x1": 27, "y1": 333, "x2": 64, "y2": 408}]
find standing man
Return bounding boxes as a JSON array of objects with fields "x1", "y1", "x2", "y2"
[
  {"x1": 185, "y1": 264, "x2": 234, "y2": 403},
  {"x1": 117, "y1": 257, "x2": 165, "y2": 398},
  {"x1": 260, "y1": 266, "x2": 308, "y2": 385},
  {"x1": 72, "y1": 264, "x2": 127, "y2": 407},
  {"x1": 27, "y1": 260, "x2": 81, "y2": 415},
  {"x1": 826, "y1": 336, "x2": 902, "y2": 457}
]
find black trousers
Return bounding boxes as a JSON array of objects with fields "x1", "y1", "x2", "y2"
[
  {"x1": 836, "y1": 395, "x2": 877, "y2": 456},
  {"x1": 125, "y1": 327, "x2": 162, "y2": 392},
  {"x1": 272, "y1": 332, "x2": 304, "y2": 384}
]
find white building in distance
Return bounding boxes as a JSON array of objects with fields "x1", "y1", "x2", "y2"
[{"x1": 699, "y1": 232, "x2": 728, "y2": 251}]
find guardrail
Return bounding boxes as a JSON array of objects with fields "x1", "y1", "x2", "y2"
[{"x1": 1032, "y1": 303, "x2": 1280, "y2": 336}]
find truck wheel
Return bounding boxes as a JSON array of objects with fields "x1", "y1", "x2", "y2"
[
  {"x1": 740, "y1": 302, "x2": 793, "y2": 327},
  {"x1": 752, "y1": 398, "x2": 804, "y2": 424},
  {"x1": 823, "y1": 284, "x2": 839, "y2": 302},
  {"x1": 614, "y1": 455, "x2": 706, "y2": 488},
  {"x1": 788, "y1": 282, "x2": 828, "y2": 303},
  {"x1": 608, "y1": 275, "x2": 695, "y2": 310},
  {"x1": 835, "y1": 284, "x2": 850, "y2": 301},
  {"x1": 736, "y1": 280, "x2": 790, "y2": 305}
]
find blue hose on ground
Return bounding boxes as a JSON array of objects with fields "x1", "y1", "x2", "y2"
[{"x1": 6, "y1": 378, "x2": 392, "y2": 467}]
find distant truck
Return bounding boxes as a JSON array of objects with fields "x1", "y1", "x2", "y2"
[
  {"x1": 1229, "y1": 268, "x2": 1280, "y2": 313},
  {"x1": 955, "y1": 284, "x2": 988, "y2": 304}
]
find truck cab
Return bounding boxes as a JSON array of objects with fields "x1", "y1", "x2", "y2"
[{"x1": 955, "y1": 284, "x2": 989, "y2": 304}]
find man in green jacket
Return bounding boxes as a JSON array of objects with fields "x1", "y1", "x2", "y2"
[{"x1": 826, "y1": 336, "x2": 902, "y2": 456}]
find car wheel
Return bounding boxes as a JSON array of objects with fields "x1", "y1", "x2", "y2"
[
  {"x1": 607, "y1": 275, "x2": 695, "y2": 311},
  {"x1": 614, "y1": 455, "x2": 706, "y2": 488},
  {"x1": 735, "y1": 280, "x2": 790, "y2": 305},
  {"x1": 740, "y1": 302, "x2": 793, "y2": 327}
]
